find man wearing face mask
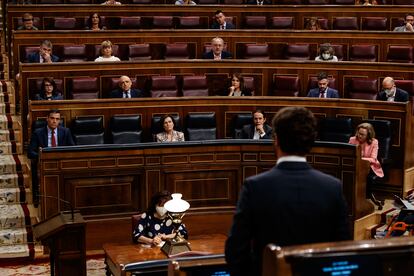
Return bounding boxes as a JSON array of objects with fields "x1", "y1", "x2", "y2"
[
  {"x1": 132, "y1": 191, "x2": 188, "y2": 246},
  {"x1": 376, "y1": 77, "x2": 409, "y2": 102},
  {"x1": 307, "y1": 72, "x2": 339, "y2": 98}
]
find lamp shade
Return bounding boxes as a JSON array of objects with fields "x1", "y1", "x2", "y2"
[{"x1": 164, "y1": 193, "x2": 190, "y2": 213}]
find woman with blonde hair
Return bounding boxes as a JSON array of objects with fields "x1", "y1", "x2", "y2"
[{"x1": 94, "y1": 40, "x2": 120, "y2": 62}]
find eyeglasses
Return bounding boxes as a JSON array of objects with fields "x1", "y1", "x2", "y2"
[
  {"x1": 44, "y1": 84, "x2": 53, "y2": 87},
  {"x1": 23, "y1": 18, "x2": 33, "y2": 22}
]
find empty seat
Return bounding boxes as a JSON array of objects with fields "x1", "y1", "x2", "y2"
[
  {"x1": 347, "y1": 78, "x2": 378, "y2": 100},
  {"x1": 62, "y1": 45, "x2": 87, "y2": 62},
  {"x1": 53, "y1": 18, "x2": 77, "y2": 30},
  {"x1": 333, "y1": 17, "x2": 359, "y2": 30},
  {"x1": 332, "y1": 0, "x2": 355, "y2": 3},
  {"x1": 151, "y1": 114, "x2": 182, "y2": 141},
  {"x1": 273, "y1": 76, "x2": 300, "y2": 96},
  {"x1": 178, "y1": 16, "x2": 201, "y2": 29},
  {"x1": 349, "y1": 44, "x2": 377, "y2": 62},
  {"x1": 243, "y1": 77, "x2": 255, "y2": 95},
  {"x1": 182, "y1": 76, "x2": 209, "y2": 97},
  {"x1": 186, "y1": 113, "x2": 216, "y2": 141},
  {"x1": 361, "y1": 17, "x2": 388, "y2": 31},
  {"x1": 308, "y1": 0, "x2": 329, "y2": 4},
  {"x1": 284, "y1": 44, "x2": 311, "y2": 60},
  {"x1": 110, "y1": 115, "x2": 142, "y2": 144},
  {"x1": 243, "y1": 44, "x2": 270, "y2": 60},
  {"x1": 271, "y1": 17, "x2": 294, "y2": 29},
  {"x1": 387, "y1": 45, "x2": 413, "y2": 63},
  {"x1": 223, "y1": 0, "x2": 243, "y2": 3},
  {"x1": 69, "y1": 77, "x2": 99, "y2": 99},
  {"x1": 317, "y1": 18, "x2": 329, "y2": 30},
  {"x1": 394, "y1": 0, "x2": 414, "y2": 4},
  {"x1": 119, "y1": 17, "x2": 141, "y2": 29},
  {"x1": 38, "y1": 0, "x2": 62, "y2": 4},
  {"x1": 152, "y1": 16, "x2": 174, "y2": 28},
  {"x1": 329, "y1": 44, "x2": 345, "y2": 61},
  {"x1": 244, "y1": 16, "x2": 267, "y2": 29},
  {"x1": 150, "y1": 76, "x2": 178, "y2": 97},
  {"x1": 278, "y1": 0, "x2": 302, "y2": 4},
  {"x1": 132, "y1": 0, "x2": 151, "y2": 3},
  {"x1": 232, "y1": 113, "x2": 253, "y2": 138},
  {"x1": 164, "y1": 44, "x2": 190, "y2": 60},
  {"x1": 129, "y1": 44, "x2": 151, "y2": 60},
  {"x1": 394, "y1": 80, "x2": 414, "y2": 114},
  {"x1": 318, "y1": 117, "x2": 353, "y2": 143},
  {"x1": 72, "y1": 116, "x2": 104, "y2": 145}
]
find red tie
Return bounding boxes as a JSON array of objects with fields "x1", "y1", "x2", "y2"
[{"x1": 51, "y1": 129, "x2": 57, "y2": 147}]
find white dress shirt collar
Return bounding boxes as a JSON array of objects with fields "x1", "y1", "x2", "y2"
[{"x1": 276, "y1": 155, "x2": 307, "y2": 165}]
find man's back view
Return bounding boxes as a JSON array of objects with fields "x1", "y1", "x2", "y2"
[{"x1": 225, "y1": 107, "x2": 350, "y2": 276}]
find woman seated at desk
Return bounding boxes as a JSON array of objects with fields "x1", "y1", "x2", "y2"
[
  {"x1": 34, "y1": 77, "x2": 63, "y2": 100},
  {"x1": 156, "y1": 115, "x2": 185, "y2": 142},
  {"x1": 133, "y1": 191, "x2": 188, "y2": 246},
  {"x1": 228, "y1": 73, "x2": 252, "y2": 96}
]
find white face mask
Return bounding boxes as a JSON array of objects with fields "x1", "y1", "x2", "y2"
[
  {"x1": 156, "y1": 205, "x2": 168, "y2": 217},
  {"x1": 384, "y1": 88, "x2": 395, "y2": 97},
  {"x1": 322, "y1": 53, "x2": 331, "y2": 60}
]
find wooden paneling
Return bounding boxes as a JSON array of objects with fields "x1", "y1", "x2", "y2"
[{"x1": 39, "y1": 141, "x2": 371, "y2": 249}]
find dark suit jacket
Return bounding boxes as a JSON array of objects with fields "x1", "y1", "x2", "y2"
[
  {"x1": 210, "y1": 21, "x2": 235, "y2": 29},
  {"x1": 376, "y1": 88, "x2": 409, "y2": 102},
  {"x1": 28, "y1": 126, "x2": 75, "y2": 159},
  {"x1": 27, "y1": 52, "x2": 59, "y2": 63},
  {"x1": 202, "y1": 50, "x2": 233, "y2": 59},
  {"x1": 225, "y1": 161, "x2": 350, "y2": 276},
  {"x1": 246, "y1": 0, "x2": 271, "y2": 4},
  {"x1": 110, "y1": 88, "x2": 144, "y2": 98},
  {"x1": 241, "y1": 124, "x2": 272, "y2": 139},
  {"x1": 307, "y1": 87, "x2": 339, "y2": 98}
]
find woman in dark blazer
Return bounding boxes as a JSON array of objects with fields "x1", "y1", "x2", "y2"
[
  {"x1": 227, "y1": 73, "x2": 252, "y2": 96},
  {"x1": 35, "y1": 78, "x2": 63, "y2": 101}
]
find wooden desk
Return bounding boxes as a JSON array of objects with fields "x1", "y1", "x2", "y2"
[{"x1": 103, "y1": 234, "x2": 226, "y2": 276}]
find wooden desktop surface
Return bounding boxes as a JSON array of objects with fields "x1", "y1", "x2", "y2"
[{"x1": 103, "y1": 233, "x2": 226, "y2": 276}]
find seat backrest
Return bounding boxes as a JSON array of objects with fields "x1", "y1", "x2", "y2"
[
  {"x1": 349, "y1": 44, "x2": 377, "y2": 62},
  {"x1": 182, "y1": 76, "x2": 209, "y2": 97},
  {"x1": 62, "y1": 45, "x2": 87, "y2": 62},
  {"x1": 318, "y1": 117, "x2": 353, "y2": 143},
  {"x1": 38, "y1": 0, "x2": 63, "y2": 4},
  {"x1": 186, "y1": 112, "x2": 217, "y2": 141},
  {"x1": 232, "y1": 113, "x2": 253, "y2": 138},
  {"x1": 361, "y1": 17, "x2": 388, "y2": 31},
  {"x1": 284, "y1": 43, "x2": 311, "y2": 60},
  {"x1": 387, "y1": 45, "x2": 413, "y2": 63},
  {"x1": 132, "y1": 0, "x2": 151, "y2": 3},
  {"x1": 278, "y1": 0, "x2": 303, "y2": 4},
  {"x1": 164, "y1": 43, "x2": 190, "y2": 60},
  {"x1": 72, "y1": 116, "x2": 105, "y2": 145},
  {"x1": 150, "y1": 76, "x2": 178, "y2": 97},
  {"x1": 271, "y1": 17, "x2": 294, "y2": 29},
  {"x1": 151, "y1": 114, "x2": 182, "y2": 141},
  {"x1": 244, "y1": 16, "x2": 267, "y2": 29},
  {"x1": 24, "y1": 46, "x2": 40, "y2": 62},
  {"x1": 333, "y1": 17, "x2": 359, "y2": 30},
  {"x1": 243, "y1": 76, "x2": 255, "y2": 95},
  {"x1": 131, "y1": 213, "x2": 141, "y2": 243},
  {"x1": 67, "y1": 0, "x2": 89, "y2": 3},
  {"x1": 198, "y1": 0, "x2": 218, "y2": 3},
  {"x1": 332, "y1": 0, "x2": 355, "y2": 3},
  {"x1": 152, "y1": 16, "x2": 174, "y2": 28},
  {"x1": 273, "y1": 75, "x2": 300, "y2": 96},
  {"x1": 394, "y1": 0, "x2": 414, "y2": 4},
  {"x1": 394, "y1": 79, "x2": 414, "y2": 114},
  {"x1": 244, "y1": 44, "x2": 270, "y2": 60},
  {"x1": 223, "y1": 0, "x2": 243, "y2": 3},
  {"x1": 69, "y1": 77, "x2": 99, "y2": 99},
  {"x1": 119, "y1": 16, "x2": 141, "y2": 29},
  {"x1": 128, "y1": 44, "x2": 151, "y2": 60},
  {"x1": 329, "y1": 44, "x2": 345, "y2": 61},
  {"x1": 178, "y1": 16, "x2": 201, "y2": 29},
  {"x1": 308, "y1": 0, "x2": 329, "y2": 4},
  {"x1": 110, "y1": 115, "x2": 142, "y2": 144},
  {"x1": 363, "y1": 119, "x2": 391, "y2": 161},
  {"x1": 53, "y1": 17, "x2": 77, "y2": 30},
  {"x1": 347, "y1": 78, "x2": 378, "y2": 100}
]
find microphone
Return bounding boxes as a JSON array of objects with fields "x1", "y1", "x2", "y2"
[{"x1": 37, "y1": 194, "x2": 75, "y2": 221}]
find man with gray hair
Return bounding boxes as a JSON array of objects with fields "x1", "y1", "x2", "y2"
[
  {"x1": 376, "y1": 77, "x2": 409, "y2": 102},
  {"x1": 202, "y1": 37, "x2": 232, "y2": 60},
  {"x1": 27, "y1": 40, "x2": 59, "y2": 63}
]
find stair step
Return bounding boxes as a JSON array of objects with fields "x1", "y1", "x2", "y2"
[
  {"x1": 0, "y1": 174, "x2": 30, "y2": 189},
  {"x1": 0, "y1": 228, "x2": 28, "y2": 245},
  {"x1": 0, "y1": 244, "x2": 31, "y2": 259},
  {"x1": 0, "y1": 204, "x2": 38, "y2": 230},
  {"x1": 0, "y1": 142, "x2": 23, "y2": 155},
  {"x1": 0, "y1": 115, "x2": 21, "y2": 131},
  {"x1": 0, "y1": 188, "x2": 32, "y2": 204}
]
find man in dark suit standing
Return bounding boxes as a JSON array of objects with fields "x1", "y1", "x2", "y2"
[
  {"x1": 27, "y1": 40, "x2": 60, "y2": 63},
  {"x1": 210, "y1": 10, "x2": 235, "y2": 30},
  {"x1": 307, "y1": 72, "x2": 339, "y2": 98},
  {"x1": 28, "y1": 109, "x2": 74, "y2": 206},
  {"x1": 376, "y1": 77, "x2": 409, "y2": 102},
  {"x1": 202, "y1": 37, "x2": 232, "y2": 60},
  {"x1": 110, "y1": 75, "x2": 145, "y2": 98},
  {"x1": 241, "y1": 109, "x2": 272, "y2": 139},
  {"x1": 225, "y1": 107, "x2": 350, "y2": 276}
]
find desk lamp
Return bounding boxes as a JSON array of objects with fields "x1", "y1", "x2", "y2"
[{"x1": 161, "y1": 193, "x2": 191, "y2": 257}]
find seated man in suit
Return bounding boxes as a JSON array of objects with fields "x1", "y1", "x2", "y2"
[
  {"x1": 202, "y1": 37, "x2": 232, "y2": 60},
  {"x1": 246, "y1": 0, "x2": 271, "y2": 5},
  {"x1": 225, "y1": 106, "x2": 350, "y2": 276},
  {"x1": 393, "y1": 13, "x2": 414, "y2": 32},
  {"x1": 211, "y1": 10, "x2": 235, "y2": 30},
  {"x1": 376, "y1": 77, "x2": 409, "y2": 102},
  {"x1": 241, "y1": 109, "x2": 272, "y2": 139},
  {"x1": 28, "y1": 109, "x2": 75, "y2": 159},
  {"x1": 27, "y1": 40, "x2": 59, "y2": 63},
  {"x1": 110, "y1": 75, "x2": 145, "y2": 98},
  {"x1": 307, "y1": 72, "x2": 339, "y2": 98}
]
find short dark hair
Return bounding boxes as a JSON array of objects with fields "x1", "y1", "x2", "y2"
[
  {"x1": 405, "y1": 13, "x2": 414, "y2": 20},
  {"x1": 159, "y1": 114, "x2": 176, "y2": 131},
  {"x1": 253, "y1": 109, "x2": 266, "y2": 118},
  {"x1": 147, "y1": 190, "x2": 172, "y2": 215},
  {"x1": 215, "y1": 10, "x2": 224, "y2": 16},
  {"x1": 48, "y1": 109, "x2": 61, "y2": 117},
  {"x1": 272, "y1": 107, "x2": 317, "y2": 155},
  {"x1": 317, "y1": 72, "x2": 328, "y2": 81}
]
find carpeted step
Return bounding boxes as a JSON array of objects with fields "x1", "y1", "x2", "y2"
[
  {"x1": 0, "y1": 228, "x2": 28, "y2": 245},
  {"x1": 0, "y1": 188, "x2": 32, "y2": 204},
  {"x1": 0, "y1": 142, "x2": 23, "y2": 155},
  {"x1": 0, "y1": 115, "x2": 21, "y2": 131},
  {"x1": 0, "y1": 174, "x2": 30, "y2": 189},
  {"x1": 0, "y1": 129, "x2": 22, "y2": 143},
  {"x1": 0, "y1": 244, "x2": 32, "y2": 259}
]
